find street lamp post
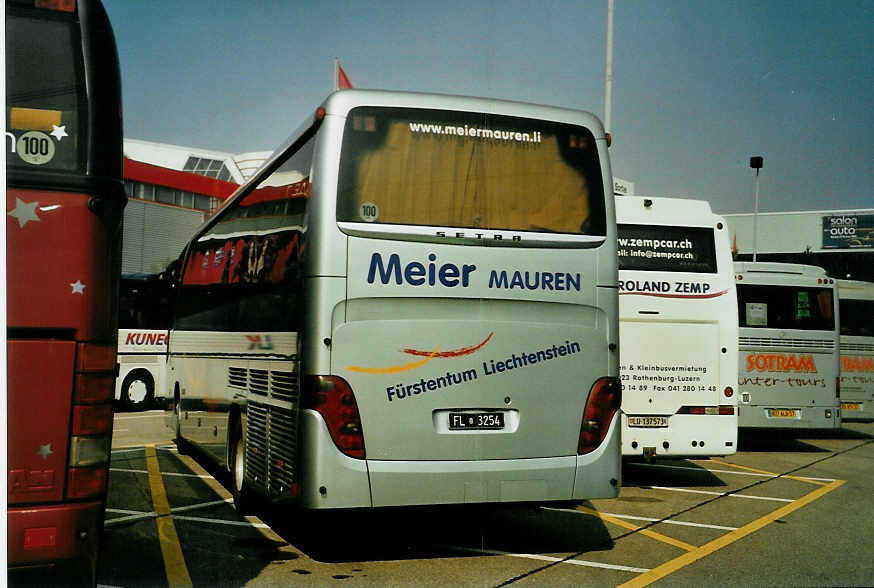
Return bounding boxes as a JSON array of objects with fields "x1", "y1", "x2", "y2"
[{"x1": 750, "y1": 156, "x2": 764, "y2": 262}]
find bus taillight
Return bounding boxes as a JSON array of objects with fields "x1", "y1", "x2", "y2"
[
  {"x1": 34, "y1": 0, "x2": 76, "y2": 12},
  {"x1": 67, "y1": 343, "x2": 115, "y2": 499},
  {"x1": 724, "y1": 386, "x2": 734, "y2": 398},
  {"x1": 67, "y1": 467, "x2": 107, "y2": 500},
  {"x1": 302, "y1": 375, "x2": 366, "y2": 459},
  {"x1": 835, "y1": 377, "x2": 840, "y2": 399},
  {"x1": 578, "y1": 377, "x2": 621, "y2": 455}
]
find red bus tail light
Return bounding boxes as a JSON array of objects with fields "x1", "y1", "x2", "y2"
[
  {"x1": 72, "y1": 404, "x2": 113, "y2": 436},
  {"x1": 74, "y1": 373, "x2": 115, "y2": 404},
  {"x1": 34, "y1": 0, "x2": 76, "y2": 13},
  {"x1": 302, "y1": 375, "x2": 366, "y2": 459},
  {"x1": 67, "y1": 467, "x2": 106, "y2": 499},
  {"x1": 68, "y1": 436, "x2": 111, "y2": 467},
  {"x1": 578, "y1": 377, "x2": 621, "y2": 455},
  {"x1": 76, "y1": 342, "x2": 116, "y2": 372},
  {"x1": 677, "y1": 406, "x2": 735, "y2": 416}
]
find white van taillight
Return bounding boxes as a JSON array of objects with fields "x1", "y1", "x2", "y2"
[
  {"x1": 302, "y1": 375, "x2": 366, "y2": 459},
  {"x1": 66, "y1": 343, "x2": 115, "y2": 499},
  {"x1": 578, "y1": 377, "x2": 621, "y2": 455}
]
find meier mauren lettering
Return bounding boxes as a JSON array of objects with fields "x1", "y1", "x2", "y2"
[
  {"x1": 367, "y1": 252, "x2": 476, "y2": 287},
  {"x1": 365, "y1": 252, "x2": 582, "y2": 292},
  {"x1": 488, "y1": 270, "x2": 580, "y2": 291}
]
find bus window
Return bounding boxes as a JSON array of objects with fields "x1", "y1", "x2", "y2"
[
  {"x1": 6, "y1": 13, "x2": 84, "y2": 172},
  {"x1": 737, "y1": 285, "x2": 835, "y2": 331},
  {"x1": 617, "y1": 224, "x2": 717, "y2": 273},
  {"x1": 174, "y1": 134, "x2": 314, "y2": 332},
  {"x1": 840, "y1": 299, "x2": 874, "y2": 336},
  {"x1": 337, "y1": 107, "x2": 606, "y2": 236}
]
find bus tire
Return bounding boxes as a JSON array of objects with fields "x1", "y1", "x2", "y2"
[
  {"x1": 120, "y1": 369, "x2": 154, "y2": 411},
  {"x1": 230, "y1": 422, "x2": 254, "y2": 514}
]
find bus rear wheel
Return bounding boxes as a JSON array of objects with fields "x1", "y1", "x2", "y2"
[
  {"x1": 230, "y1": 422, "x2": 254, "y2": 514},
  {"x1": 120, "y1": 370, "x2": 154, "y2": 411}
]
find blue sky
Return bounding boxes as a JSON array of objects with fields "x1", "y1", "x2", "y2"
[{"x1": 103, "y1": 0, "x2": 872, "y2": 214}]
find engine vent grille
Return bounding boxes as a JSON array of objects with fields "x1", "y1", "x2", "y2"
[
  {"x1": 227, "y1": 367, "x2": 299, "y2": 404},
  {"x1": 245, "y1": 401, "x2": 297, "y2": 498},
  {"x1": 739, "y1": 337, "x2": 835, "y2": 351},
  {"x1": 842, "y1": 343, "x2": 874, "y2": 354}
]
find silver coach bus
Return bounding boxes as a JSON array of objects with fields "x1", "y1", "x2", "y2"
[{"x1": 166, "y1": 90, "x2": 621, "y2": 512}]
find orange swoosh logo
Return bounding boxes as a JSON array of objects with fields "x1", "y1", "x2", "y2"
[{"x1": 347, "y1": 347, "x2": 441, "y2": 374}]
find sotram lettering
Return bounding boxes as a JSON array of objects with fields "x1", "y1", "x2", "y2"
[
  {"x1": 842, "y1": 356, "x2": 874, "y2": 373},
  {"x1": 746, "y1": 353, "x2": 817, "y2": 373}
]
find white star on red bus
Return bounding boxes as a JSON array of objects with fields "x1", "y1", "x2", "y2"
[
  {"x1": 7, "y1": 198, "x2": 40, "y2": 228},
  {"x1": 71, "y1": 280, "x2": 86, "y2": 295}
]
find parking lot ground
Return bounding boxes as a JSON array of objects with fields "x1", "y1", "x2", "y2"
[{"x1": 101, "y1": 414, "x2": 874, "y2": 587}]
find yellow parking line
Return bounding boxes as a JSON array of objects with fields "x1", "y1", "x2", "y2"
[
  {"x1": 709, "y1": 458, "x2": 828, "y2": 486},
  {"x1": 619, "y1": 479, "x2": 846, "y2": 588},
  {"x1": 577, "y1": 506, "x2": 697, "y2": 552},
  {"x1": 145, "y1": 444, "x2": 193, "y2": 587}
]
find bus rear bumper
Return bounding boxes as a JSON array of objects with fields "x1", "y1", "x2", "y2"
[
  {"x1": 739, "y1": 405, "x2": 841, "y2": 429},
  {"x1": 7, "y1": 501, "x2": 102, "y2": 572},
  {"x1": 622, "y1": 414, "x2": 738, "y2": 457},
  {"x1": 299, "y1": 410, "x2": 621, "y2": 508}
]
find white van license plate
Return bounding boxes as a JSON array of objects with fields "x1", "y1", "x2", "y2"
[
  {"x1": 449, "y1": 412, "x2": 504, "y2": 430},
  {"x1": 628, "y1": 416, "x2": 668, "y2": 428}
]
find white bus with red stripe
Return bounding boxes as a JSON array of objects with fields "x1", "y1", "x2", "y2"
[
  {"x1": 735, "y1": 262, "x2": 841, "y2": 430},
  {"x1": 616, "y1": 196, "x2": 738, "y2": 458},
  {"x1": 167, "y1": 90, "x2": 622, "y2": 513},
  {"x1": 837, "y1": 279, "x2": 873, "y2": 421},
  {"x1": 115, "y1": 274, "x2": 175, "y2": 410},
  {"x1": 115, "y1": 329, "x2": 168, "y2": 410}
]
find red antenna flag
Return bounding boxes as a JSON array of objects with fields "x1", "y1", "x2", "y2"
[{"x1": 335, "y1": 59, "x2": 353, "y2": 90}]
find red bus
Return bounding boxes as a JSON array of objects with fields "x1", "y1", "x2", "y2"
[{"x1": 6, "y1": 0, "x2": 124, "y2": 584}]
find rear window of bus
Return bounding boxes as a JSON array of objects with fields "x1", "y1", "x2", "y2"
[
  {"x1": 737, "y1": 284, "x2": 835, "y2": 331},
  {"x1": 336, "y1": 106, "x2": 606, "y2": 236}
]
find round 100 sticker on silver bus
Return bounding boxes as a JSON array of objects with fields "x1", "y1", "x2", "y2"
[{"x1": 359, "y1": 202, "x2": 379, "y2": 222}]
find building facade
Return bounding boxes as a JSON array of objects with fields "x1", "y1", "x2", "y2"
[
  {"x1": 120, "y1": 139, "x2": 269, "y2": 274},
  {"x1": 722, "y1": 209, "x2": 874, "y2": 282}
]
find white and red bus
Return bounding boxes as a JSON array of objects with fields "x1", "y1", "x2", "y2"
[
  {"x1": 837, "y1": 279, "x2": 874, "y2": 421},
  {"x1": 115, "y1": 274, "x2": 175, "y2": 410},
  {"x1": 6, "y1": 0, "x2": 124, "y2": 584},
  {"x1": 735, "y1": 263, "x2": 841, "y2": 430},
  {"x1": 616, "y1": 196, "x2": 738, "y2": 458}
]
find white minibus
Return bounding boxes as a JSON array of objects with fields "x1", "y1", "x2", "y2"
[
  {"x1": 735, "y1": 262, "x2": 841, "y2": 429},
  {"x1": 616, "y1": 196, "x2": 738, "y2": 458},
  {"x1": 166, "y1": 90, "x2": 622, "y2": 511}
]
